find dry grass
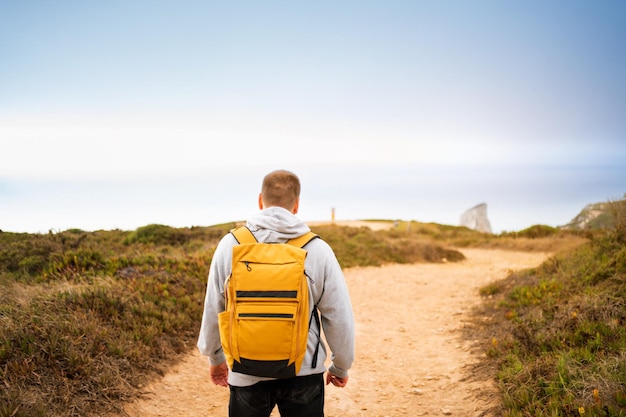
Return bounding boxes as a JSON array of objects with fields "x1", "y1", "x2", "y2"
[
  {"x1": 0, "y1": 217, "x2": 611, "y2": 417},
  {"x1": 464, "y1": 213, "x2": 626, "y2": 416}
]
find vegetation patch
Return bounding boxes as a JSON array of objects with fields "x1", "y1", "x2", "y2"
[
  {"x1": 0, "y1": 213, "x2": 604, "y2": 417},
  {"x1": 473, "y1": 198, "x2": 626, "y2": 416},
  {"x1": 0, "y1": 220, "x2": 472, "y2": 416},
  {"x1": 310, "y1": 224, "x2": 465, "y2": 267}
]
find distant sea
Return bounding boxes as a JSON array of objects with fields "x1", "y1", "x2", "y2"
[{"x1": 1, "y1": 164, "x2": 624, "y2": 234}]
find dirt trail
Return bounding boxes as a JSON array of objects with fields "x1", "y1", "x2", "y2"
[{"x1": 119, "y1": 248, "x2": 548, "y2": 417}]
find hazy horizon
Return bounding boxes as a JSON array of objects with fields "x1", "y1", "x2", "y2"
[{"x1": 2, "y1": 162, "x2": 623, "y2": 234}]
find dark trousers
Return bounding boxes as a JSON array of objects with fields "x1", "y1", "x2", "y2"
[{"x1": 228, "y1": 373, "x2": 324, "y2": 417}]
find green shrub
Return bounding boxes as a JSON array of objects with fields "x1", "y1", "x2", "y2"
[
  {"x1": 0, "y1": 233, "x2": 59, "y2": 275},
  {"x1": 512, "y1": 224, "x2": 559, "y2": 239},
  {"x1": 123, "y1": 224, "x2": 188, "y2": 245}
]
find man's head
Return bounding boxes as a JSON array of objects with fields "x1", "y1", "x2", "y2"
[{"x1": 258, "y1": 170, "x2": 301, "y2": 214}]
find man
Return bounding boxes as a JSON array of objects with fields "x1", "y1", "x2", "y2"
[{"x1": 197, "y1": 169, "x2": 355, "y2": 417}]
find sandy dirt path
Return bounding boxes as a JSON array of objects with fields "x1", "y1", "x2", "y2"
[{"x1": 118, "y1": 248, "x2": 548, "y2": 417}]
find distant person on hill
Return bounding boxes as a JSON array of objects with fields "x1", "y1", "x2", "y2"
[{"x1": 197, "y1": 169, "x2": 355, "y2": 417}]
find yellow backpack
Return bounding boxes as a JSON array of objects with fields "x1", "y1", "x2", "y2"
[{"x1": 218, "y1": 226, "x2": 320, "y2": 379}]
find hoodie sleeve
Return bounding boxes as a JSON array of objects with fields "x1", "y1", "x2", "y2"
[
  {"x1": 310, "y1": 239, "x2": 355, "y2": 378},
  {"x1": 196, "y1": 234, "x2": 235, "y2": 365}
]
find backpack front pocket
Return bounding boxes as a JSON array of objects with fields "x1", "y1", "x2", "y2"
[{"x1": 236, "y1": 302, "x2": 297, "y2": 361}]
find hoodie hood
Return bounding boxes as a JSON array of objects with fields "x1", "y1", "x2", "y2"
[{"x1": 246, "y1": 207, "x2": 311, "y2": 243}]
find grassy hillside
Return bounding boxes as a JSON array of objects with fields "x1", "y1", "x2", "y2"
[
  {"x1": 0, "y1": 216, "x2": 608, "y2": 417},
  {"x1": 0, "y1": 221, "x2": 475, "y2": 417},
  {"x1": 0, "y1": 224, "x2": 233, "y2": 417},
  {"x1": 472, "y1": 199, "x2": 626, "y2": 416}
]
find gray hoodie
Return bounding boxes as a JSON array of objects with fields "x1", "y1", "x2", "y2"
[{"x1": 197, "y1": 207, "x2": 355, "y2": 387}]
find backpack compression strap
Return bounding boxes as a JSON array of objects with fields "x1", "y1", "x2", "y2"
[{"x1": 230, "y1": 226, "x2": 319, "y2": 248}]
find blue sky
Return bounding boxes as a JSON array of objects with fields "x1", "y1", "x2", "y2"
[{"x1": 1, "y1": 1, "x2": 625, "y2": 233}]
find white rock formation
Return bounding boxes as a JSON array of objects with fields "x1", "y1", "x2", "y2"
[{"x1": 460, "y1": 203, "x2": 493, "y2": 234}]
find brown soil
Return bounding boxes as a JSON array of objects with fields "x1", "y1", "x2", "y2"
[{"x1": 117, "y1": 248, "x2": 548, "y2": 417}]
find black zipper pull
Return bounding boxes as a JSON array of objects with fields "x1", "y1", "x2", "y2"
[{"x1": 245, "y1": 261, "x2": 252, "y2": 271}]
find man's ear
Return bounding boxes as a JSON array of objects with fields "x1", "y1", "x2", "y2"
[
  {"x1": 292, "y1": 198, "x2": 299, "y2": 214},
  {"x1": 258, "y1": 193, "x2": 264, "y2": 210}
]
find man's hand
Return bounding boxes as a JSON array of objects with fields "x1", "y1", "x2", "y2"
[
  {"x1": 326, "y1": 372, "x2": 348, "y2": 387},
  {"x1": 210, "y1": 362, "x2": 229, "y2": 387}
]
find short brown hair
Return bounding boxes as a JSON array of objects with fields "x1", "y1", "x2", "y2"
[{"x1": 261, "y1": 170, "x2": 301, "y2": 210}]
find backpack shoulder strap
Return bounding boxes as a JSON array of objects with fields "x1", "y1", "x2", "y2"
[
  {"x1": 287, "y1": 232, "x2": 319, "y2": 248},
  {"x1": 230, "y1": 226, "x2": 258, "y2": 244}
]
